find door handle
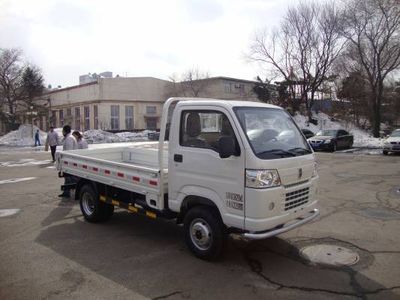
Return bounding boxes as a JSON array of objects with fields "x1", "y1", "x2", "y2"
[{"x1": 174, "y1": 154, "x2": 183, "y2": 162}]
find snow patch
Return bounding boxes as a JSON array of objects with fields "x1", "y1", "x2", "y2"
[
  {"x1": 293, "y1": 112, "x2": 383, "y2": 148},
  {"x1": 0, "y1": 125, "x2": 154, "y2": 147},
  {"x1": 0, "y1": 125, "x2": 46, "y2": 147}
]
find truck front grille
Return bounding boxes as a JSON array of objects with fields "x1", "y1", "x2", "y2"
[{"x1": 285, "y1": 187, "x2": 309, "y2": 211}]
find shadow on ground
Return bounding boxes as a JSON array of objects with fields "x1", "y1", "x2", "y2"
[{"x1": 35, "y1": 207, "x2": 399, "y2": 299}]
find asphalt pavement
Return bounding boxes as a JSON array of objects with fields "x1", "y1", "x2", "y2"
[{"x1": 0, "y1": 149, "x2": 399, "y2": 299}]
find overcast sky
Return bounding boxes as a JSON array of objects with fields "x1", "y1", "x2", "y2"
[{"x1": 1, "y1": 0, "x2": 301, "y2": 88}]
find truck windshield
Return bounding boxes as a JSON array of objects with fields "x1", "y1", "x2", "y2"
[{"x1": 234, "y1": 107, "x2": 312, "y2": 159}]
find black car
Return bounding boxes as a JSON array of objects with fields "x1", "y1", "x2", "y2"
[
  {"x1": 147, "y1": 132, "x2": 160, "y2": 140},
  {"x1": 301, "y1": 128, "x2": 315, "y2": 139},
  {"x1": 308, "y1": 129, "x2": 353, "y2": 152}
]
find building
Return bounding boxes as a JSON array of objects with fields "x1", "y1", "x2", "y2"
[
  {"x1": 44, "y1": 76, "x2": 260, "y2": 132},
  {"x1": 42, "y1": 77, "x2": 169, "y2": 132},
  {"x1": 2, "y1": 76, "x2": 260, "y2": 134},
  {"x1": 169, "y1": 76, "x2": 259, "y2": 102}
]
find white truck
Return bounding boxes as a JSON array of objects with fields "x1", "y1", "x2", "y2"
[{"x1": 56, "y1": 98, "x2": 319, "y2": 260}]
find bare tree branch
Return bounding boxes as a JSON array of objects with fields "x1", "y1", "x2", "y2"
[
  {"x1": 248, "y1": 1, "x2": 344, "y2": 118},
  {"x1": 341, "y1": 0, "x2": 400, "y2": 137}
]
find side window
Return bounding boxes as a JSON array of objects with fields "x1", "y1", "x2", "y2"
[{"x1": 179, "y1": 110, "x2": 238, "y2": 153}]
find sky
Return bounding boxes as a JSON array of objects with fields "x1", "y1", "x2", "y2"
[{"x1": 0, "y1": 0, "x2": 301, "y2": 88}]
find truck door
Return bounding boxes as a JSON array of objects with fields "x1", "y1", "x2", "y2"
[{"x1": 169, "y1": 107, "x2": 245, "y2": 229}]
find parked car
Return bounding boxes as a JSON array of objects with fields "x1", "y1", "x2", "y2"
[
  {"x1": 308, "y1": 129, "x2": 353, "y2": 152},
  {"x1": 383, "y1": 129, "x2": 400, "y2": 155},
  {"x1": 147, "y1": 132, "x2": 160, "y2": 141},
  {"x1": 301, "y1": 129, "x2": 315, "y2": 139}
]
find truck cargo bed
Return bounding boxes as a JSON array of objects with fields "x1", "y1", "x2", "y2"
[{"x1": 56, "y1": 142, "x2": 169, "y2": 197}]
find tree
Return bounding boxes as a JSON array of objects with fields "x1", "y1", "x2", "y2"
[
  {"x1": 22, "y1": 66, "x2": 44, "y2": 103},
  {"x1": 0, "y1": 48, "x2": 24, "y2": 130},
  {"x1": 341, "y1": 0, "x2": 400, "y2": 137},
  {"x1": 166, "y1": 68, "x2": 210, "y2": 97},
  {"x1": 253, "y1": 76, "x2": 272, "y2": 103},
  {"x1": 21, "y1": 66, "x2": 46, "y2": 130},
  {"x1": 337, "y1": 71, "x2": 370, "y2": 127},
  {"x1": 249, "y1": 1, "x2": 344, "y2": 119},
  {"x1": 382, "y1": 80, "x2": 400, "y2": 127},
  {"x1": 0, "y1": 48, "x2": 45, "y2": 131}
]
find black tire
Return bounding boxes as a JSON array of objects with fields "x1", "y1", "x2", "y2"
[
  {"x1": 183, "y1": 206, "x2": 226, "y2": 260},
  {"x1": 348, "y1": 141, "x2": 353, "y2": 149},
  {"x1": 383, "y1": 150, "x2": 388, "y2": 155},
  {"x1": 79, "y1": 184, "x2": 114, "y2": 223},
  {"x1": 331, "y1": 142, "x2": 337, "y2": 152}
]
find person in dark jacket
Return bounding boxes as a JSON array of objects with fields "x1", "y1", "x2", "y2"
[{"x1": 34, "y1": 129, "x2": 41, "y2": 146}]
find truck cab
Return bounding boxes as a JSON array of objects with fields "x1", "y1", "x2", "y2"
[{"x1": 163, "y1": 99, "x2": 319, "y2": 257}]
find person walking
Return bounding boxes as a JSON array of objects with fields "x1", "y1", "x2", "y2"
[
  {"x1": 72, "y1": 131, "x2": 88, "y2": 149},
  {"x1": 34, "y1": 129, "x2": 41, "y2": 146},
  {"x1": 45, "y1": 126, "x2": 59, "y2": 162},
  {"x1": 58, "y1": 125, "x2": 78, "y2": 198}
]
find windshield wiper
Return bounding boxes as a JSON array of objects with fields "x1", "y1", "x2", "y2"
[
  {"x1": 258, "y1": 149, "x2": 296, "y2": 157},
  {"x1": 288, "y1": 147, "x2": 312, "y2": 154}
]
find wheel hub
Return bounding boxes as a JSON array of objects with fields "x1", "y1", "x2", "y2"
[
  {"x1": 190, "y1": 219, "x2": 212, "y2": 250},
  {"x1": 82, "y1": 192, "x2": 95, "y2": 216}
]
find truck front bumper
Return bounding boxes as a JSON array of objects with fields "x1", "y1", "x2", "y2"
[{"x1": 243, "y1": 208, "x2": 319, "y2": 240}]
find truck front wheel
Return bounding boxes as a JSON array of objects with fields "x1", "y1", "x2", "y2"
[
  {"x1": 183, "y1": 206, "x2": 226, "y2": 260},
  {"x1": 79, "y1": 184, "x2": 114, "y2": 223}
]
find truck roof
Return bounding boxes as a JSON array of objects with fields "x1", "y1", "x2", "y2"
[{"x1": 173, "y1": 98, "x2": 283, "y2": 110}]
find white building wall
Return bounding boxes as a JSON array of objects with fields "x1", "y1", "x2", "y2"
[
  {"x1": 99, "y1": 77, "x2": 168, "y2": 102},
  {"x1": 49, "y1": 82, "x2": 100, "y2": 107}
]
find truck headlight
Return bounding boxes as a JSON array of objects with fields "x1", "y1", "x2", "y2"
[{"x1": 246, "y1": 169, "x2": 281, "y2": 189}]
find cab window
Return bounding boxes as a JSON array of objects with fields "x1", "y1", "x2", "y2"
[{"x1": 180, "y1": 110, "x2": 239, "y2": 154}]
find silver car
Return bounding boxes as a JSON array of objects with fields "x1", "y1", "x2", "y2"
[{"x1": 383, "y1": 129, "x2": 400, "y2": 155}]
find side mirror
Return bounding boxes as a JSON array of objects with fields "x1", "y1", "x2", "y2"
[{"x1": 219, "y1": 136, "x2": 236, "y2": 158}]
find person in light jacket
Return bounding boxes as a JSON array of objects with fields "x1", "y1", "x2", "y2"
[
  {"x1": 59, "y1": 125, "x2": 77, "y2": 198},
  {"x1": 46, "y1": 126, "x2": 59, "y2": 162},
  {"x1": 72, "y1": 131, "x2": 88, "y2": 149}
]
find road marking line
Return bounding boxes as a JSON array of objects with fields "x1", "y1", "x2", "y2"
[
  {"x1": 0, "y1": 159, "x2": 52, "y2": 167},
  {"x1": 0, "y1": 177, "x2": 37, "y2": 185},
  {"x1": 0, "y1": 209, "x2": 21, "y2": 217}
]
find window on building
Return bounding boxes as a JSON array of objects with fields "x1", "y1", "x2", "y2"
[
  {"x1": 94, "y1": 105, "x2": 98, "y2": 129},
  {"x1": 51, "y1": 111, "x2": 57, "y2": 127},
  {"x1": 224, "y1": 82, "x2": 232, "y2": 93},
  {"x1": 111, "y1": 105, "x2": 120, "y2": 130},
  {"x1": 236, "y1": 83, "x2": 245, "y2": 96},
  {"x1": 84, "y1": 106, "x2": 90, "y2": 131},
  {"x1": 146, "y1": 118, "x2": 157, "y2": 130},
  {"x1": 125, "y1": 106, "x2": 134, "y2": 130},
  {"x1": 59, "y1": 110, "x2": 64, "y2": 126},
  {"x1": 67, "y1": 108, "x2": 72, "y2": 117},
  {"x1": 146, "y1": 106, "x2": 157, "y2": 114},
  {"x1": 75, "y1": 107, "x2": 81, "y2": 131}
]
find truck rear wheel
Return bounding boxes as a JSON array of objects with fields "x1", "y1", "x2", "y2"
[
  {"x1": 79, "y1": 184, "x2": 114, "y2": 223},
  {"x1": 183, "y1": 206, "x2": 226, "y2": 260}
]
